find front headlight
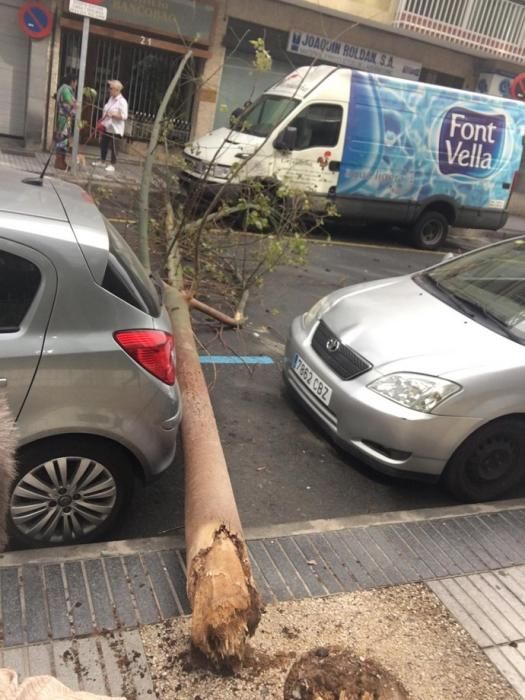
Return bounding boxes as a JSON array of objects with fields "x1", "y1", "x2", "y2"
[
  {"x1": 211, "y1": 164, "x2": 230, "y2": 179},
  {"x1": 303, "y1": 295, "x2": 331, "y2": 330},
  {"x1": 368, "y1": 373, "x2": 461, "y2": 413}
]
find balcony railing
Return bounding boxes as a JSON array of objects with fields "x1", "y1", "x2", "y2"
[{"x1": 394, "y1": 0, "x2": 525, "y2": 63}]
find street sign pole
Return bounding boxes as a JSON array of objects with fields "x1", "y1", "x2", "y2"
[{"x1": 71, "y1": 16, "x2": 89, "y2": 176}]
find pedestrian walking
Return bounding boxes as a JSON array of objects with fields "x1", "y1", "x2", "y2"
[
  {"x1": 54, "y1": 72, "x2": 78, "y2": 171},
  {"x1": 93, "y1": 80, "x2": 128, "y2": 173}
]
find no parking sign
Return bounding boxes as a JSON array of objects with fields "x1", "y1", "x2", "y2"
[{"x1": 18, "y1": 2, "x2": 52, "y2": 40}]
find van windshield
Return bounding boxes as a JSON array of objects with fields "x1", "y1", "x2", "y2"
[{"x1": 233, "y1": 95, "x2": 299, "y2": 137}]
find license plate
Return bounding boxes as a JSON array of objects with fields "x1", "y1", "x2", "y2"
[{"x1": 292, "y1": 354, "x2": 333, "y2": 406}]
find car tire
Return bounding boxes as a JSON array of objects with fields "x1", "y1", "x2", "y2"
[
  {"x1": 443, "y1": 418, "x2": 525, "y2": 503},
  {"x1": 411, "y1": 211, "x2": 448, "y2": 250},
  {"x1": 8, "y1": 437, "x2": 134, "y2": 549}
]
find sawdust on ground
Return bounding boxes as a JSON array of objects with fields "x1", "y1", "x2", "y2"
[{"x1": 140, "y1": 583, "x2": 518, "y2": 699}]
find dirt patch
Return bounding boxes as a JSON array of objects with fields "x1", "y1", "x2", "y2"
[{"x1": 140, "y1": 583, "x2": 518, "y2": 699}]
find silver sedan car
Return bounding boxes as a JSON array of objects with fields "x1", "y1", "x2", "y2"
[
  {"x1": 284, "y1": 236, "x2": 525, "y2": 503},
  {"x1": 0, "y1": 168, "x2": 182, "y2": 547}
]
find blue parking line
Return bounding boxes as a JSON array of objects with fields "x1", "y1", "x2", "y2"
[{"x1": 199, "y1": 355, "x2": 274, "y2": 365}]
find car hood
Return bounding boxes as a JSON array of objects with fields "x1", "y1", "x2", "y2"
[
  {"x1": 320, "y1": 275, "x2": 521, "y2": 377},
  {"x1": 185, "y1": 127, "x2": 263, "y2": 166}
]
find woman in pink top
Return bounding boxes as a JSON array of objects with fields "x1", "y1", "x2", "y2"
[{"x1": 93, "y1": 80, "x2": 128, "y2": 173}]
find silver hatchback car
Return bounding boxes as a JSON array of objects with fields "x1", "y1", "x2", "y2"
[
  {"x1": 0, "y1": 168, "x2": 182, "y2": 547},
  {"x1": 285, "y1": 236, "x2": 525, "y2": 503}
]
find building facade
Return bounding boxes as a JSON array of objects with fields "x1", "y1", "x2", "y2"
[{"x1": 3, "y1": 0, "x2": 525, "y2": 149}]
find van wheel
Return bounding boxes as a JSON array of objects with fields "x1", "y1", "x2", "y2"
[
  {"x1": 9, "y1": 437, "x2": 133, "y2": 548},
  {"x1": 443, "y1": 418, "x2": 525, "y2": 503},
  {"x1": 411, "y1": 211, "x2": 448, "y2": 250}
]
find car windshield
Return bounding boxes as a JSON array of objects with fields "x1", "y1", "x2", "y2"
[
  {"x1": 232, "y1": 95, "x2": 299, "y2": 137},
  {"x1": 424, "y1": 237, "x2": 525, "y2": 342}
]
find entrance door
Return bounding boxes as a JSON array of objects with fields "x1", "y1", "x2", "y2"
[{"x1": 0, "y1": 1, "x2": 30, "y2": 137}]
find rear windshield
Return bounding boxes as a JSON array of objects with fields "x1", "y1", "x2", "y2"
[{"x1": 101, "y1": 220, "x2": 161, "y2": 317}]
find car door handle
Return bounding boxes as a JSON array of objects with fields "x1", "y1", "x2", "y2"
[
  {"x1": 502, "y1": 182, "x2": 511, "y2": 189},
  {"x1": 0, "y1": 379, "x2": 6, "y2": 387}
]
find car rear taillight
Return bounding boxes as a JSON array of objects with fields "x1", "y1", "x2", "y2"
[{"x1": 114, "y1": 330, "x2": 175, "y2": 385}]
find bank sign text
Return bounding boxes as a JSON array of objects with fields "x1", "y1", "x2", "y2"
[{"x1": 438, "y1": 108, "x2": 505, "y2": 178}]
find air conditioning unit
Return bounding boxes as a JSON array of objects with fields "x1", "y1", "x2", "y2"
[{"x1": 476, "y1": 72, "x2": 513, "y2": 98}]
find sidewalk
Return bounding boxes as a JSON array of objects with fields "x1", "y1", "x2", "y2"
[{"x1": 1, "y1": 500, "x2": 525, "y2": 698}]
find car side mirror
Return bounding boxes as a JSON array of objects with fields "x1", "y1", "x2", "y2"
[{"x1": 274, "y1": 126, "x2": 297, "y2": 151}]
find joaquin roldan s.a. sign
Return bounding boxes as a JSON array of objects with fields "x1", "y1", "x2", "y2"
[{"x1": 287, "y1": 30, "x2": 422, "y2": 81}]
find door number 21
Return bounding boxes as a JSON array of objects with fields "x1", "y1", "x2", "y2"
[{"x1": 140, "y1": 36, "x2": 152, "y2": 46}]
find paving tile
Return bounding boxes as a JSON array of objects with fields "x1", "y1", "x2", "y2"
[
  {"x1": 75, "y1": 637, "x2": 107, "y2": 694},
  {"x1": 2, "y1": 647, "x2": 28, "y2": 679},
  {"x1": 44, "y1": 564, "x2": 71, "y2": 641},
  {"x1": 324, "y1": 531, "x2": 375, "y2": 589},
  {"x1": 248, "y1": 540, "x2": 293, "y2": 601},
  {"x1": 84, "y1": 559, "x2": 116, "y2": 633},
  {"x1": 22, "y1": 565, "x2": 49, "y2": 644},
  {"x1": 64, "y1": 561, "x2": 94, "y2": 637},
  {"x1": 52, "y1": 640, "x2": 81, "y2": 691},
  {"x1": 422, "y1": 520, "x2": 476, "y2": 572},
  {"x1": 292, "y1": 534, "x2": 343, "y2": 594},
  {"x1": 141, "y1": 552, "x2": 178, "y2": 619},
  {"x1": 98, "y1": 634, "x2": 127, "y2": 697},
  {"x1": 434, "y1": 519, "x2": 488, "y2": 570},
  {"x1": 485, "y1": 646, "x2": 525, "y2": 697},
  {"x1": 248, "y1": 552, "x2": 275, "y2": 605},
  {"x1": 124, "y1": 556, "x2": 161, "y2": 626},
  {"x1": 351, "y1": 529, "x2": 407, "y2": 586},
  {"x1": 428, "y1": 579, "x2": 494, "y2": 648},
  {"x1": 466, "y1": 573, "x2": 525, "y2": 640},
  {"x1": 27, "y1": 643, "x2": 52, "y2": 676},
  {"x1": 473, "y1": 515, "x2": 524, "y2": 566},
  {"x1": 160, "y1": 549, "x2": 191, "y2": 615},
  {"x1": 392, "y1": 522, "x2": 449, "y2": 578},
  {"x1": 479, "y1": 572, "x2": 525, "y2": 635},
  {"x1": 308, "y1": 532, "x2": 360, "y2": 592},
  {"x1": 453, "y1": 518, "x2": 504, "y2": 569},
  {"x1": 403, "y1": 521, "x2": 462, "y2": 575},
  {"x1": 121, "y1": 630, "x2": 156, "y2": 698},
  {"x1": 338, "y1": 529, "x2": 391, "y2": 588},
  {"x1": 278, "y1": 537, "x2": 328, "y2": 597},
  {"x1": 431, "y1": 577, "x2": 510, "y2": 646},
  {"x1": 263, "y1": 539, "x2": 310, "y2": 598},
  {"x1": 491, "y1": 514, "x2": 525, "y2": 558},
  {"x1": 368, "y1": 525, "x2": 432, "y2": 581},
  {"x1": 1, "y1": 568, "x2": 24, "y2": 646},
  {"x1": 103, "y1": 557, "x2": 137, "y2": 628}
]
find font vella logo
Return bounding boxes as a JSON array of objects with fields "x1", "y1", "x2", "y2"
[{"x1": 438, "y1": 108, "x2": 505, "y2": 178}]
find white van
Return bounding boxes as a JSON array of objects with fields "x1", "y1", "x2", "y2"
[{"x1": 183, "y1": 65, "x2": 525, "y2": 249}]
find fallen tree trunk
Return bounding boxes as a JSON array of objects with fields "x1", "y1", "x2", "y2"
[{"x1": 165, "y1": 284, "x2": 262, "y2": 670}]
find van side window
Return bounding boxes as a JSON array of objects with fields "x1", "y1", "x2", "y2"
[
  {"x1": 0, "y1": 251, "x2": 41, "y2": 333},
  {"x1": 289, "y1": 104, "x2": 343, "y2": 150}
]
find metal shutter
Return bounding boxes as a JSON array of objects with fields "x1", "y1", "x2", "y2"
[{"x1": 0, "y1": 1, "x2": 30, "y2": 137}]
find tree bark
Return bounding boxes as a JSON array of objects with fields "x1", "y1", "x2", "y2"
[
  {"x1": 138, "y1": 50, "x2": 193, "y2": 271},
  {"x1": 164, "y1": 285, "x2": 261, "y2": 670}
]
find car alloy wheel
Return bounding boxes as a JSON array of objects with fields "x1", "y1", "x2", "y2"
[
  {"x1": 9, "y1": 437, "x2": 132, "y2": 548},
  {"x1": 11, "y1": 456, "x2": 117, "y2": 544}
]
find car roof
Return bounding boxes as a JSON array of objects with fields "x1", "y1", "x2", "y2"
[
  {"x1": 0, "y1": 166, "x2": 109, "y2": 283},
  {"x1": 0, "y1": 166, "x2": 68, "y2": 221}
]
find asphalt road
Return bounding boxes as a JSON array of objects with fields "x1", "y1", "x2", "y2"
[{"x1": 110, "y1": 235, "x2": 466, "y2": 541}]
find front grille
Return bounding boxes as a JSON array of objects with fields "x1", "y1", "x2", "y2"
[{"x1": 312, "y1": 320, "x2": 372, "y2": 380}]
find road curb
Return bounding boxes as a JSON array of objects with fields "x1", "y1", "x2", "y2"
[{"x1": 3, "y1": 496, "x2": 525, "y2": 568}]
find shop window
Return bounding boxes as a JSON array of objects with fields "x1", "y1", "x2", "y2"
[
  {"x1": 419, "y1": 68, "x2": 464, "y2": 89},
  {"x1": 289, "y1": 104, "x2": 343, "y2": 150}
]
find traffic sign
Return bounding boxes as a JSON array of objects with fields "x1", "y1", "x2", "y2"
[
  {"x1": 18, "y1": 2, "x2": 52, "y2": 40},
  {"x1": 69, "y1": 0, "x2": 107, "y2": 21}
]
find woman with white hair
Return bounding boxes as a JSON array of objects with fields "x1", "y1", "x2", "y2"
[{"x1": 93, "y1": 79, "x2": 128, "y2": 173}]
